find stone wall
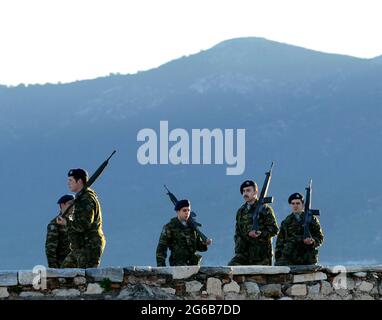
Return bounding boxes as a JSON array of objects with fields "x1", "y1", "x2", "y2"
[{"x1": 1, "y1": 265, "x2": 382, "y2": 300}]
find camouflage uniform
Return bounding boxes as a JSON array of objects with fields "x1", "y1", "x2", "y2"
[
  {"x1": 45, "y1": 218, "x2": 70, "y2": 268},
  {"x1": 156, "y1": 217, "x2": 208, "y2": 266},
  {"x1": 228, "y1": 202, "x2": 279, "y2": 266},
  {"x1": 275, "y1": 212, "x2": 324, "y2": 265},
  {"x1": 61, "y1": 188, "x2": 106, "y2": 268}
]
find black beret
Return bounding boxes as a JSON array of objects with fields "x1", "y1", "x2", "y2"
[
  {"x1": 288, "y1": 192, "x2": 304, "y2": 204},
  {"x1": 240, "y1": 180, "x2": 256, "y2": 194},
  {"x1": 174, "y1": 199, "x2": 191, "y2": 211},
  {"x1": 68, "y1": 168, "x2": 88, "y2": 182},
  {"x1": 57, "y1": 194, "x2": 75, "y2": 204}
]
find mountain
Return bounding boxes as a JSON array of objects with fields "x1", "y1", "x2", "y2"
[
  {"x1": 371, "y1": 55, "x2": 382, "y2": 64},
  {"x1": 0, "y1": 37, "x2": 381, "y2": 268}
]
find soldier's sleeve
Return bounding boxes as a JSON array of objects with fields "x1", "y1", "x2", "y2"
[
  {"x1": 310, "y1": 216, "x2": 324, "y2": 248},
  {"x1": 195, "y1": 234, "x2": 208, "y2": 252},
  {"x1": 45, "y1": 222, "x2": 59, "y2": 268},
  {"x1": 70, "y1": 196, "x2": 96, "y2": 233},
  {"x1": 234, "y1": 210, "x2": 245, "y2": 254},
  {"x1": 258, "y1": 205, "x2": 279, "y2": 240},
  {"x1": 275, "y1": 221, "x2": 286, "y2": 261},
  {"x1": 156, "y1": 225, "x2": 171, "y2": 266}
]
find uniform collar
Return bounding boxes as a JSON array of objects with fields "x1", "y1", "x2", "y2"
[
  {"x1": 291, "y1": 211, "x2": 305, "y2": 220},
  {"x1": 173, "y1": 217, "x2": 189, "y2": 228},
  {"x1": 243, "y1": 199, "x2": 258, "y2": 209}
]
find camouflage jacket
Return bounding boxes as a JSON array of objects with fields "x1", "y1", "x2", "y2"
[
  {"x1": 45, "y1": 218, "x2": 70, "y2": 268},
  {"x1": 67, "y1": 188, "x2": 105, "y2": 251},
  {"x1": 156, "y1": 217, "x2": 208, "y2": 267},
  {"x1": 275, "y1": 212, "x2": 324, "y2": 265},
  {"x1": 232, "y1": 201, "x2": 279, "y2": 264}
]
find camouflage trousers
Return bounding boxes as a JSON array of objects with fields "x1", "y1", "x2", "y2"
[
  {"x1": 61, "y1": 241, "x2": 106, "y2": 268},
  {"x1": 169, "y1": 253, "x2": 202, "y2": 266},
  {"x1": 228, "y1": 253, "x2": 272, "y2": 266},
  {"x1": 274, "y1": 257, "x2": 318, "y2": 266}
]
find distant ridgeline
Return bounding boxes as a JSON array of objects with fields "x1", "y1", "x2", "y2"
[{"x1": 1, "y1": 265, "x2": 382, "y2": 300}]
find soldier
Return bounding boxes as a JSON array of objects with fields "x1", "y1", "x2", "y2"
[
  {"x1": 228, "y1": 180, "x2": 279, "y2": 266},
  {"x1": 275, "y1": 192, "x2": 324, "y2": 266},
  {"x1": 58, "y1": 168, "x2": 106, "y2": 268},
  {"x1": 156, "y1": 199, "x2": 212, "y2": 266},
  {"x1": 45, "y1": 194, "x2": 74, "y2": 268}
]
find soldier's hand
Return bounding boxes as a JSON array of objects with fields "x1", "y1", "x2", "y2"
[
  {"x1": 303, "y1": 238, "x2": 314, "y2": 245},
  {"x1": 56, "y1": 216, "x2": 67, "y2": 226},
  {"x1": 205, "y1": 239, "x2": 212, "y2": 246},
  {"x1": 248, "y1": 230, "x2": 261, "y2": 238}
]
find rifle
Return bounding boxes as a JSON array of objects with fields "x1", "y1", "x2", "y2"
[
  {"x1": 164, "y1": 185, "x2": 209, "y2": 243},
  {"x1": 251, "y1": 162, "x2": 274, "y2": 234},
  {"x1": 58, "y1": 150, "x2": 117, "y2": 219},
  {"x1": 303, "y1": 179, "x2": 320, "y2": 239}
]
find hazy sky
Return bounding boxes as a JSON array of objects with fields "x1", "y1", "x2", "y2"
[{"x1": 1, "y1": 0, "x2": 381, "y2": 85}]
